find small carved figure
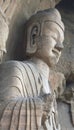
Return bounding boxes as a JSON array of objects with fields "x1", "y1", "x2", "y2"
[{"x1": 0, "y1": 8, "x2": 64, "y2": 130}]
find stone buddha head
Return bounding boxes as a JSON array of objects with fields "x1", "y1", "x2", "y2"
[{"x1": 24, "y1": 8, "x2": 65, "y2": 67}]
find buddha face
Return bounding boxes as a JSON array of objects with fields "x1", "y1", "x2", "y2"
[{"x1": 35, "y1": 22, "x2": 64, "y2": 67}]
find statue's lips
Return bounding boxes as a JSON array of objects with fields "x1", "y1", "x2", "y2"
[{"x1": 52, "y1": 48, "x2": 60, "y2": 55}]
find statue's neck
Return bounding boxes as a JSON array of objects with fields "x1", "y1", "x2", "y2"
[{"x1": 29, "y1": 57, "x2": 50, "y2": 79}]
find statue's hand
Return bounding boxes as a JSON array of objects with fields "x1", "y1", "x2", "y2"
[
  {"x1": 40, "y1": 94, "x2": 53, "y2": 113},
  {"x1": 39, "y1": 94, "x2": 54, "y2": 129}
]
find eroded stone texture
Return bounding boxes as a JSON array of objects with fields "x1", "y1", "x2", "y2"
[
  {"x1": 0, "y1": 10, "x2": 9, "y2": 63},
  {"x1": 71, "y1": 100, "x2": 74, "y2": 126},
  {"x1": 5, "y1": 0, "x2": 62, "y2": 60},
  {"x1": 0, "y1": 8, "x2": 64, "y2": 130},
  {"x1": 0, "y1": 0, "x2": 61, "y2": 22},
  {"x1": 0, "y1": 0, "x2": 74, "y2": 130},
  {"x1": 58, "y1": 102, "x2": 74, "y2": 130},
  {"x1": 0, "y1": 98, "x2": 43, "y2": 130},
  {"x1": 53, "y1": 3, "x2": 74, "y2": 128},
  {"x1": 54, "y1": 8, "x2": 74, "y2": 82},
  {"x1": 58, "y1": 83, "x2": 74, "y2": 127},
  {"x1": 0, "y1": 0, "x2": 17, "y2": 22},
  {"x1": 49, "y1": 70, "x2": 66, "y2": 98}
]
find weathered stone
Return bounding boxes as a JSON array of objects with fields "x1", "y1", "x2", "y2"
[
  {"x1": 71, "y1": 100, "x2": 74, "y2": 126},
  {"x1": 0, "y1": 8, "x2": 64, "y2": 130},
  {"x1": 53, "y1": 8, "x2": 74, "y2": 128},
  {"x1": 0, "y1": 0, "x2": 61, "y2": 23},
  {"x1": 19, "y1": 0, "x2": 60, "y2": 20},
  {"x1": 58, "y1": 102, "x2": 74, "y2": 130},
  {"x1": 0, "y1": 0, "x2": 74, "y2": 129},
  {"x1": 0, "y1": 0, "x2": 17, "y2": 22},
  {"x1": 49, "y1": 70, "x2": 66, "y2": 98},
  {"x1": 0, "y1": 97, "x2": 43, "y2": 130},
  {"x1": 58, "y1": 82, "x2": 74, "y2": 127},
  {"x1": 4, "y1": 0, "x2": 61, "y2": 60},
  {"x1": 0, "y1": 10, "x2": 9, "y2": 63},
  {"x1": 54, "y1": 7, "x2": 74, "y2": 82}
]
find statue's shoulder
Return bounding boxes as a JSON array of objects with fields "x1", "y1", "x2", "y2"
[
  {"x1": 0, "y1": 60, "x2": 36, "y2": 78},
  {"x1": 0, "y1": 60, "x2": 32, "y2": 85},
  {"x1": 0, "y1": 60, "x2": 26, "y2": 68},
  {"x1": 0, "y1": 60, "x2": 26, "y2": 77}
]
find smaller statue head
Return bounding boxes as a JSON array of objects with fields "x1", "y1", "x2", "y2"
[{"x1": 24, "y1": 8, "x2": 64, "y2": 67}]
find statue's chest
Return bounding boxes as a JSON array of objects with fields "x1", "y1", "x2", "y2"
[{"x1": 23, "y1": 62, "x2": 51, "y2": 97}]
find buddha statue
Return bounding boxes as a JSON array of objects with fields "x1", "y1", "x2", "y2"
[{"x1": 0, "y1": 8, "x2": 64, "y2": 130}]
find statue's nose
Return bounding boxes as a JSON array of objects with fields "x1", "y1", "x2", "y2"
[{"x1": 55, "y1": 43, "x2": 64, "y2": 51}]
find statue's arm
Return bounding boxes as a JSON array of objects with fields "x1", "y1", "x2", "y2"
[{"x1": 0, "y1": 61, "x2": 28, "y2": 101}]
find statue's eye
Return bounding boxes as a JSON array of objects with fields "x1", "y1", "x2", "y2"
[{"x1": 52, "y1": 36, "x2": 57, "y2": 41}]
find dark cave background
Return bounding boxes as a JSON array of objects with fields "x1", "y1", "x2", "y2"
[{"x1": 56, "y1": 0, "x2": 74, "y2": 10}]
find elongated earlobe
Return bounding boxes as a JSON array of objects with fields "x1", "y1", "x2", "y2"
[{"x1": 26, "y1": 22, "x2": 40, "y2": 55}]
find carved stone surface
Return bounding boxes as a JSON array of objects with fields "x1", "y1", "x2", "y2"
[
  {"x1": 5, "y1": 0, "x2": 62, "y2": 60},
  {"x1": 0, "y1": 0, "x2": 74, "y2": 129},
  {"x1": 54, "y1": 3, "x2": 74, "y2": 129},
  {"x1": 0, "y1": 0, "x2": 61, "y2": 21},
  {"x1": 0, "y1": 8, "x2": 64, "y2": 130},
  {"x1": 0, "y1": 0, "x2": 17, "y2": 22},
  {"x1": 0, "y1": 10, "x2": 9, "y2": 63},
  {"x1": 54, "y1": 8, "x2": 74, "y2": 81},
  {"x1": 0, "y1": 97, "x2": 43, "y2": 130},
  {"x1": 59, "y1": 84, "x2": 74, "y2": 126},
  {"x1": 58, "y1": 102, "x2": 74, "y2": 130},
  {"x1": 49, "y1": 70, "x2": 66, "y2": 98},
  {"x1": 71, "y1": 100, "x2": 74, "y2": 126}
]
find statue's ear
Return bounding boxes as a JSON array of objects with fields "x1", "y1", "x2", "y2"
[{"x1": 26, "y1": 22, "x2": 40, "y2": 54}]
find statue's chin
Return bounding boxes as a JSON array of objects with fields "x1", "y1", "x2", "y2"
[{"x1": 46, "y1": 56, "x2": 60, "y2": 67}]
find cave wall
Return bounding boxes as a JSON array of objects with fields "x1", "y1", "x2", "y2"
[
  {"x1": 55, "y1": 0, "x2": 74, "y2": 82},
  {"x1": 56, "y1": 1, "x2": 74, "y2": 130}
]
